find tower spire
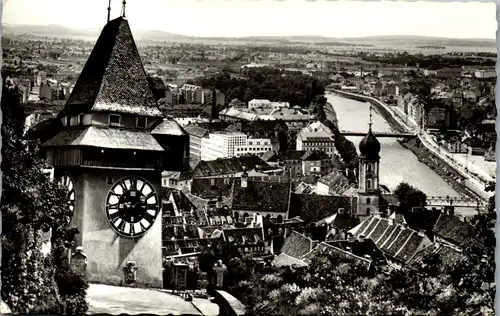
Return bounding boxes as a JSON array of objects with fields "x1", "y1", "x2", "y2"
[
  {"x1": 107, "y1": 0, "x2": 111, "y2": 23},
  {"x1": 368, "y1": 104, "x2": 373, "y2": 130},
  {"x1": 121, "y1": 0, "x2": 126, "y2": 18}
]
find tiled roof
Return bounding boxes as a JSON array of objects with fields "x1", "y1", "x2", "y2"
[
  {"x1": 409, "y1": 243, "x2": 463, "y2": 270},
  {"x1": 59, "y1": 17, "x2": 162, "y2": 118},
  {"x1": 192, "y1": 156, "x2": 272, "y2": 178},
  {"x1": 191, "y1": 178, "x2": 234, "y2": 199},
  {"x1": 261, "y1": 151, "x2": 280, "y2": 162},
  {"x1": 223, "y1": 227, "x2": 265, "y2": 245},
  {"x1": 184, "y1": 125, "x2": 209, "y2": 138},
  {"x1": 231, "y1": 179, "x2": 291, "y2": 214},
  {"x1": 288, "y1": 194, "x2": 353, "y2": 223},
  {"x1": 302, "y1": 242, "x2": 371, "y2": 271},
  {"x1": 432, "y1": 213, "x2": 477, "y2": 248},
  {"x1": 301, "y1": 150, "x2": 330, "y2": 161},
  {"x1": 280, "y1": 231, "x2": 313, "y2": 259},
  {"x1": 151, "y1": 119, "x2": 187, "y2": 136},
  {"x1": 162, "y1": 224, "x2": 201, "y2": 240},
  {"x1": 271, "y1": 253, "x2": 307, "y2": 268},
  {"x1": 317, "y1": 169, "x2": 351, "y2": 192},
  {"x1": 162, "y1": 169, "x2": 193, "y2": 181},
  {"x1": 327, "y1": 239, "x2": 387, "y2": 267},
  {"x1": 351, "y1": 216, "x2": 430, "y2": 264},
  {"x1": 41, "y1": 126, "x2": 164, "y2": 151},
  {"x1": 316, "y1": 213, "x2": 360, "y2": 231}
]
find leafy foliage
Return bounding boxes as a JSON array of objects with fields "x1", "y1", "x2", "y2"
[
  {"x1": 394, "y1": 182, "x2": 427, "y2": 211},
  {"x1": 194, "y1": 67, "x2": 327, "y2": 107},
  {"x1": 1, "y1": 85, "x2": 88, "y2": 314},
  {"x1": 227, "y1": 211, "x2": 495, "y2": 316}
]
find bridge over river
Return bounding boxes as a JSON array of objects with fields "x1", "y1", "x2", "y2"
[
  {"x1": 426, "y1": 195, "x2": 487, "y2": 209},
  {"x1": 340, "y1": 130, "x2": 416, "y2": 138}
]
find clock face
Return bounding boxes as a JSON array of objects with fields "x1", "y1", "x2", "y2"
[
  {"x1": 58, "y1": 174, "x2": 75, "y2": 225},
  {"x1": 105, "y1": 176, "x2": 160, "y2": 238}
]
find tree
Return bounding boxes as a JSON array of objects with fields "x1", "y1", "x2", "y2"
[
  {"x1": 1, "y1": 85, "x2": 88, "y2": 314},
  {"x1": 393, "y1": 182, "x2": 427, "y2": 211}
]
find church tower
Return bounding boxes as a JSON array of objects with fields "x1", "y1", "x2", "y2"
[
  {"x1": 357, "y1": 106, "x2": 381, "y2": 219},
  {"x1": 41, "y1": 4, "x2": 188, "y2": 288}
]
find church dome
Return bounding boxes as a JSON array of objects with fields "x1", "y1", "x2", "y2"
[{"x1": 359, "y1": 129, "x2": 381, "y2": 159}]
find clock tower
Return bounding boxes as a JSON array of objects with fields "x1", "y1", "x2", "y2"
[
  {"x1": 42, "y1": 14, "x2": 188, "y2": 287},
  {"x1": 356, "y1": 106, "x2": 381, "y2": 220}
]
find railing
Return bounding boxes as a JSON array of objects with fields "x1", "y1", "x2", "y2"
[
  {"x1": 214, "y1": 290, "x2": 246, "y2": 316},
  {"x1": 426, "y1": 195, "x2": 486, "y2": 208},
  {"x1": 340, "y1": 130, "x2": 416, "y2": 138}
]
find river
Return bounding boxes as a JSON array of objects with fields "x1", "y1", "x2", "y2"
[{"x1": 326, "y1": 94, "x2": 476, "y2": 216}]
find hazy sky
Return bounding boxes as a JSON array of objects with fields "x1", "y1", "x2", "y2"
[{"x1": 2, "y1": 0, "x2": 497, "y2": 39}]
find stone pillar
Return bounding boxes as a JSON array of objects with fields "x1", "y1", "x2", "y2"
[{"x1": 70, "y1": 246, "x2": 88, "y2": 274}]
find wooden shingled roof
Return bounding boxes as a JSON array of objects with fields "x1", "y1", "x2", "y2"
[{"x1": 59, "y1": 17, "x2": 162, "y2": 118}]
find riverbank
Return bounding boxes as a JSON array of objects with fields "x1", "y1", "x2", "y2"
[
  {"x1": 329, "y1": 89, "x2": 407, "y2": 134},
  {"x1": 398, "y1": 137, "x2": 481, "y2": 201},
  {"x1": 328, "y1": 89, "x2": 491, "y2": 202}
]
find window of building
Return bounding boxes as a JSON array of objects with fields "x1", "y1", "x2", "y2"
[
  {"x1": 366, "y1": 208, "x2": 371, "y2": 215},
  {"x1": 66, "y1": 116, "x2": 71, "y2": 127},
  {"x1": 78, "y1": 114, "x2": 84, "y2": 126},
  {"x1": 367, "y1": 179, "x2": 372, "y2": 189},
  {"x1": 109, "y1": 114, "x2": 121, "y2": 127},
  {"x1": 136, "y1": 117, "x2": 147, "y2": 129},
  {"x1": 367, "y1": 198, "x2": 371, "y2": 204},
  {"x1": 367, "y1": 164, "x2": 372, "y2": 172},
  {"x1": 211, "y1": 178, "x2": 215, "y2": 185}
]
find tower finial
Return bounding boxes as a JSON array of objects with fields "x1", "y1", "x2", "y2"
[
  {"x1": 121, "y1": 0, "x2": 126, "y2": 18},
  {"x1": 107, "y1": 0, "x2": 111, "y2": 23},
  {"x1": 368, "y1": 104, "x2": 373, "y2": 130}
]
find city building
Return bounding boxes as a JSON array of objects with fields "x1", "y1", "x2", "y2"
[
  {"x1": 356, "y1": 114, "x2": 381, "y2": 219},
  {"x1": 474, "y1": 69, "x2": 496, "y2": 79},
  {"x1": 200, "y1": 131, "x2": 272, "y2": 161},
  {"x1": 262, "y1": 149, "x2": 337, "y2": 178},
  {"x1": 184, "y1": 125, "x2": 209, "y2": 166},
  {"x1": 39, "y1": 79, "x2": 58, "y2": 101},
  {"x1": 40, "y1": 16, "x2": 189, "y2": 288},
  {"x1": 296, "y1": 121, "x2": 337, "y2": 157},
  {"x1": 179, "y1": 84, "x2": 204, "y2": 104},
  {"x1": 248, "y1": 99, "x2": 271, "y2": 109}
]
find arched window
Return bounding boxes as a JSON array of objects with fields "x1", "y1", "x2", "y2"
[
  {"x1": 367, "y1": 179, "x2": 372, "y2": 189},
  {"x1": 277, "y1": 215, "x2": 283, "y2": 223},
  {"x1": 366, "y1": 208, "x2": 371, "y2": 215},
  {"x1": 367, "y1": 198, "x2": 371, "y2": 204},
  {"x1": 243, "y1": 213, "x2": 249, "y2": 222},
  {"x1": 367, "y1": 164, "x2": 372, "y2": 172},
  {"x1": 266, "y1": 214, "x2": 272, "y2": 222}
]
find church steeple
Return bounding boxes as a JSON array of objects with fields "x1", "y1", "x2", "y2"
[{"x1": 356, "y1": 106, "x2": 381, "y2": 218}]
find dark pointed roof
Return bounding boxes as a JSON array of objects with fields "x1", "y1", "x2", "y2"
[
  {"x1": 359, "y1": 128, "x2": 381, "y2": 160},
  {"x1": 58, "y1": 17, "x2": 162, "y2": 118}
]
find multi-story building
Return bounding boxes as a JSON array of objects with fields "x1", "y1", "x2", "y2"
[
  {"x1": 296, "y1": 121, "x2": 337, "y2": 157},
  {"x1": 35, "y1": 71, "x2": 47, "y2": 87},
  {"x1": 200, "y1": 131, "x2": 272, "y2": 161},
  {"x1": 165, "y1": 84, "x2": 179, "y2": 106},
  {"x1": 179, "y1": 84, "x2": 204, "y2": 104},
  {"x1": 39, "y1": 79, "x2": 58, "y2": 101},
  {"x1": 184, "y1": 125, "x2": 209, "y2": 167},
  {"x1": 248, "y1": 99, "x2": 272, "y2": 109},
  {"x1": 474, "y1": 70, "x2": 496, "y2": 79},
  {"x1": 235, "y1": 138, "x2": 272, "y2": 158},
  {"x1": 201, "y1": 131, "x2": 247, "y2": 161}
]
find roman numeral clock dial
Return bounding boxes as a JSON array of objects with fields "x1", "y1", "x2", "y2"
[
  {"x1": 105, "y1": 176, "x2": 159, "y2": 238},
  {"x1": 58, "y1": 174, "x2": 75, "y2": 226}
]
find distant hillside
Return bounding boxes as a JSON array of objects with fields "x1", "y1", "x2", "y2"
[{"x1": 2, "y1": 23, "x2": 496, "y2": 48}]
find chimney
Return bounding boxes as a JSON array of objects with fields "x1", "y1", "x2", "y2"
[{"x1": 358, "y1": 234, "x2": 365, "y2": 243}]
